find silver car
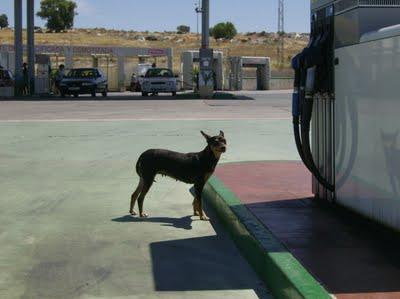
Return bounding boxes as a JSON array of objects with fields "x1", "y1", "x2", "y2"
[{"x1": 141, "y1": 68, "x2": 177, "y2": 97}]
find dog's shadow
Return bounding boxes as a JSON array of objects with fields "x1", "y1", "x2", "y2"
[{"x1": 111, "y1": 215, "x2": 194, "y2": 230}]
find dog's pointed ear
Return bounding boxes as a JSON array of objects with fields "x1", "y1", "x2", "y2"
[
  {"x1": 219, "y1": 130, "x2": 225, "y2": 137},
  {"x1": 201, "y1": 131, "x2": 211, "y2": 140}
]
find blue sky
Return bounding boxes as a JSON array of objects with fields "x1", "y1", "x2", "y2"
[{"x1": 2, "y1": 0, "x2": 310, "y2": 33}]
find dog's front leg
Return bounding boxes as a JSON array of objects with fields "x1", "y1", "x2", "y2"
[
  {"x1": 192, "y1": 198, "x2": 200, "y2": 216},
  {"x1": 194, "y1": 182, "x2": 209, "y2": 221}
]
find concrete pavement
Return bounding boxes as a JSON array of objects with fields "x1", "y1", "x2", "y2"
[
  {"x1": 0, "y1": 91, "x2": 291, "y2": 121},
  {"x1": 0, "y1": 91, "x2": 293, "y2": 298}
]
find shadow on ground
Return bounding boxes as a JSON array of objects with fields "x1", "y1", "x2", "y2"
[
  {"x1": 1, "y1": 92, "x2": 255, "y2": 101},
  {"x1": 111, "y1": 199, "x2": 269, "y2": 298},
  {"x1": 112, "y1": 214, "x2": 194, "y2": 230},
  {"x1": 245, "y1": 197, "x2": 400, "y2": 296},
  {"x1": 149, "y1": 205, "x2": 269, "y2": 298}
]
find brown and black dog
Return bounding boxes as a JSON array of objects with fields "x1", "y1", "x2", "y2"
[{"x1": 130, "y1": 131, "x2": 227, "y2": 220}]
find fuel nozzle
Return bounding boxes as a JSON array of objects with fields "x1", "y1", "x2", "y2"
[
  {"x1": 291, "y1": 53, "x2": 302, "y2": 118},
  {"x1": 305, "y1": 66, "x2": 316, "y2": 98}
]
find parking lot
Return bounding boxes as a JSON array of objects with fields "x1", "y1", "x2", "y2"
[{"x1": 0, "y1": 91, "x2": 295, "y2": 299}]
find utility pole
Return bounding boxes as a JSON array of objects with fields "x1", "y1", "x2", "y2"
[
  {"x1": 14, "y1": 0, "x2": 23, "y2": 96},
  {"x1": 201, "y1": 0, "x2": 210, "y2": 49},
  {"x1": 27, "y1": 0, "x2": 35, "y2": 95},
  {"x1": 277, "y1": 0, "x2": 285, "y2": 68},
  {"x1": 198, "y1": 0, "x2": 214, "y2": 98},
  {"x1": 195, "y1": 0, "x2": 201, "y2": 42}
]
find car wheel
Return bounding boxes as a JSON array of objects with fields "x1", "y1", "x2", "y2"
[
  {"x1": 91, "y1": 90, "x2": 96, "y2": 97},
  {"x1": 102, "y1": 87, "x2": 108, "y2": 97},
  {"x1": 142, "y1": 92, "x2": 148, "y2": 97},
  {"x1": 172, "y1": 92, "x2": 176, "y2": 96},
  {"x1": 61, "y1": 92, "x2": 66, "y2": 98},
  {"x1": 73, "y1": 93, "x2": 79, "y2": 98}
]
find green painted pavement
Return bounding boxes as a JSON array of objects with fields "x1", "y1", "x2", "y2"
[{"x1": 203, "y1": 176, "x2": 331, "y2": 299}]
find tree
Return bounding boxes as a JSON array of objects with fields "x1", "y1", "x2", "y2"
[
  {"x1": 37, "y1": 0, "x2": 77, "y2": 32},
  {"x1": 0, "y1": 14, "x2": 8, "y2": 29},
  {"x1": 210, "y1": 22, "x2": 237, "y2": 40},
  {"x1": 177, "y1": 25, "x2": 190, "y2": 34}
]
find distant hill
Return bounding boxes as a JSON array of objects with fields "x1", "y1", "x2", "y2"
[{"x1": 0, "y1": 28, "x2": 308, "y2": 75}]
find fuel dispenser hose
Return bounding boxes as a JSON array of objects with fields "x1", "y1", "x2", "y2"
[
  {"x1": 300, "y1": 96, "x2": 334, "y2": 192},
  {"x1": 291, "y1": 34, "x2": 335, "y2": 192}
]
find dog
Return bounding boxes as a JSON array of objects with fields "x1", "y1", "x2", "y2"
[{"x1": 130, "y1": 130, "x2": 227, "y2": 220}]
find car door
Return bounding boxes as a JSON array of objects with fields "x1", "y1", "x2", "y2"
[{"x1": 97, "y1": 69, "x2": 106, "y2": 84}]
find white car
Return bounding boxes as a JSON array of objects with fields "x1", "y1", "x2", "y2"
[
  {"x1": 130, "y1": 63, "x2": 152, "y2": 92},
  {"x1": 141, "y1": 68, "x2": 177, "y2": 96}
]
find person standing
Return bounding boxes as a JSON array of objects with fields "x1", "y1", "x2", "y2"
[
  {"x1": 55, "y1": 64, "x2": 65, "y2": 95},
  {"x1": 22, "y1": 63, "x2": 29, "y2": 95}
]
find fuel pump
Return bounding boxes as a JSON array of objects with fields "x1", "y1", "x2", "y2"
[
  {"x1": 35, "y1": 54, "x2": 51, "y2": 94},
  {"x1": 292, "y1": 6, "x2": 335, "y2": 193},
  {"x1": 302, "y1": 0, "x2": 400, "y2": 230}
]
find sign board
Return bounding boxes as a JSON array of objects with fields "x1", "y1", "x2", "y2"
[
  {"x1": 199, "y1": 48, "x2": 214, "y2": 88},
  {"x1": 148, "y1": 48, "x2": 168, "y2": 56},
  {"x1": 200, "y1": 48, "x2": 213, "y2": 70}
]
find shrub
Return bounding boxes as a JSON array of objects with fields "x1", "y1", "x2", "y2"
[
  {"x1": 177, "y1": 25, "x2": 190, "y2": 34},
  {"x1": 36, "y1": 0, "x2": 77, "y2": 32},
  {"x1": 0, "y1": 14, "x2": 8, "y2": 29},
  {"x1": 210, "y1": 22, "x2": 237, "y2": 40}
]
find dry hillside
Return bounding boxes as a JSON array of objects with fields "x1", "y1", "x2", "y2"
[{"x1": 0, "y1": 28, "x2": 308, "y2": 76}]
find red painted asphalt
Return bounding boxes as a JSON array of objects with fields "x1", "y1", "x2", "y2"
[{"x1": 215, "y1": 161, "x2": 400, "y2": 299}]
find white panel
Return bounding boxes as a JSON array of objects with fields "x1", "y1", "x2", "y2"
[{"x1": 335, "y1": 35, "x2": 400, "y2": 229}]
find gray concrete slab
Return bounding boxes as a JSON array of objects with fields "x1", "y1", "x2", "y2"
[{"x1": 0, "y1": 91, "x2": 294, "y2": 298}]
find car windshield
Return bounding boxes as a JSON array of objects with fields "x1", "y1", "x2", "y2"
[
  {"x1": 67, "y1": 69, "x2": 98, "y2": 78},
  {"x1": 137, "y1": 64, "x2": 151, "y2": 76},
  {"x1": 145, "y1": 68, "x2": 173, "y2": 78}
]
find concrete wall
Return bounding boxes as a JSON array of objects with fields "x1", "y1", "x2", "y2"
[
  {"x1": 242, "y1": 78, "x2": 257, "y2": 90},
  {"x1": 270, "y1": 77, "x2": 294, "y2": 90},
  {"x1": 242, "y1": 77, "x2": 294, "y2": 90}
]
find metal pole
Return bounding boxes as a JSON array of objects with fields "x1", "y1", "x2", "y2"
[
  {"x1": 199, "y1": 0, "x2": 213, "y2": 97},
  {"x1": 14, "y1": 0, "x2": 23, "y2": 96},
  {"x1": 201, "y1": 0, "x2": 209, "y2": 49},
  {"x1": 27, "y1": 0, "x2": 35, "y2": 95}
]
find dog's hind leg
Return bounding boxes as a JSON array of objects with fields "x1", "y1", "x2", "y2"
[
  {"x1": 130, "y1": 178, "x2": 144, "y2": 215},
  {"x1": 137, "y1": 176, "x2": 154, "y2": 218}
]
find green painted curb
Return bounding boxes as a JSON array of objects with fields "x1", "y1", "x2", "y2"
[{"x1": 203, "y1": 176, "x2": 331, "y2": 299}]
